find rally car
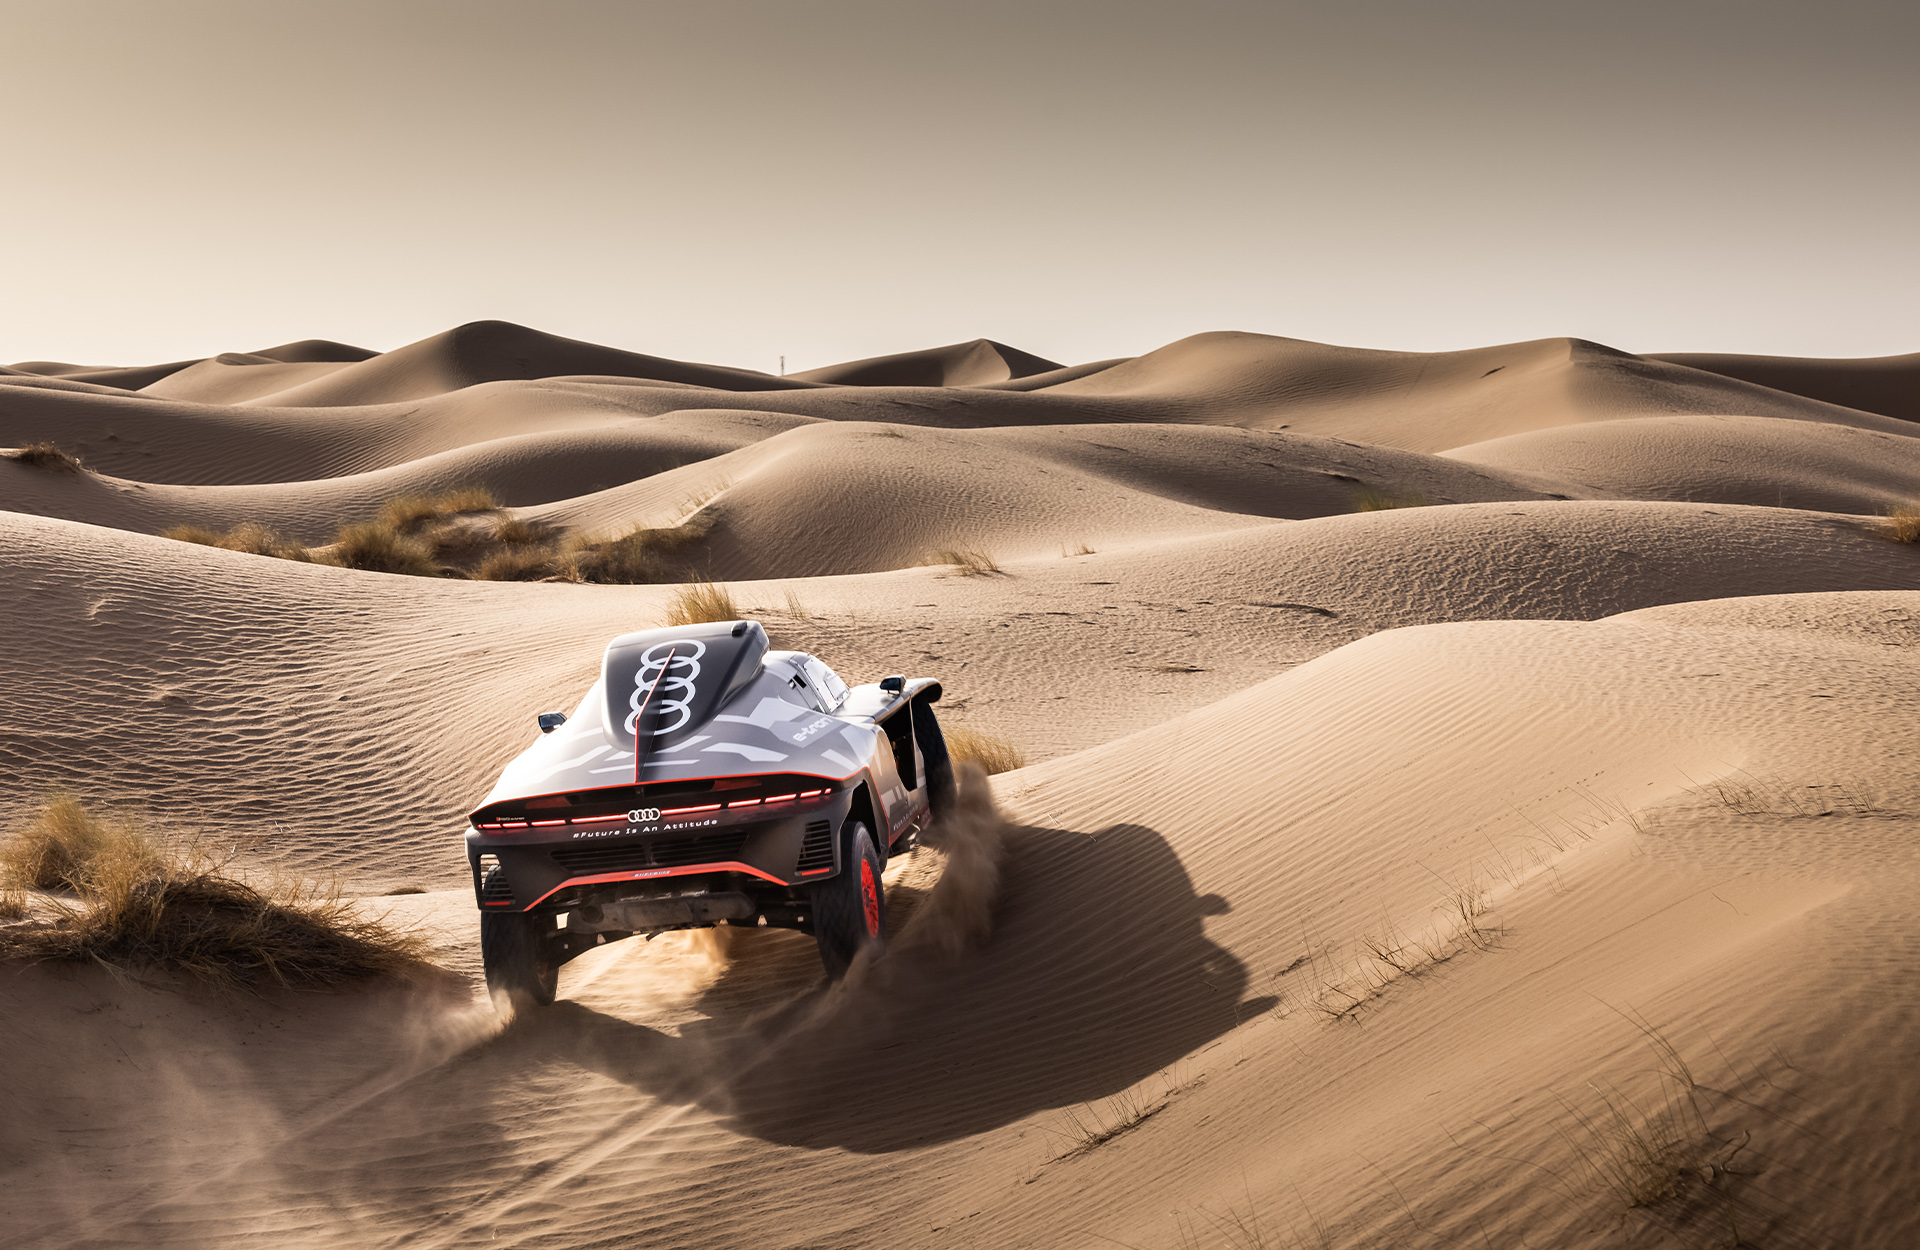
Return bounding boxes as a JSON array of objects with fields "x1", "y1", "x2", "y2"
[{"x1": 464, "y1": 619, "x2": 953, "y2": 1012}]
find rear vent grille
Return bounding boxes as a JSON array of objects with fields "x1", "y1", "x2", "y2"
[
  {"x1": 551, "y1": 829, "x2": 753, "y2": 876},
  {"x1": 797, "y1": 820, "x2": 834, "y2": 875},
  {"x1": 477, "y1": 855, "x2": 513, "y2": 903}
]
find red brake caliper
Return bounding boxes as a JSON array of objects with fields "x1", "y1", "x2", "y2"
[{"x1": 861, "y1": 859, "x2": 881, "y2": 937}]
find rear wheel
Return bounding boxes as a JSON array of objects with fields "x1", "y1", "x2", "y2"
[
  {"x1": 813, "y1": 819, "x2": 885, "y2": 979},
  {"x1": 912, "y1": 699, "x2": 956, "y2": 824},
  {"x1": 481, "y1": 903, "x2": 559, "y2": 1015}
]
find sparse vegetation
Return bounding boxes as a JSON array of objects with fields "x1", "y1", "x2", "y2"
[
  {"x1": 155, "y1": 487, "x2": 717, "y2": 585},
  {"x1": 0, "y1": 794, "x2": 440, "y2": 988},
  {"x1": 550, "y1": 518, "x2": 708, "y2": 585},
  {"x1": 1272, "y1": 876, "x2": 1501, "y2": 1023},
  {"x1": 163, "y1": 522, "x2": 313, "y2": 560},
  {"x1": 376, "y1": 487, "x2": 499, "y2": 532},
  {"x1": 1882, "y1": 500, "x2": 1920, "y2": 544},
  {"x1": 0, "y1": 794, "x2": 163, "y2": 892},
  {"x1": 1063, "y1": 541, "x2": 1095, "y2": 557},
  {"x1": 1353, "y1": 487, "x2": 1428, "y2": 512},
  {"x1": 664, "y1": 580, "x2": 741, "y2": 626},
  {"x1": 932, "y1": 547, "x2": 1003, "y2": 576},
  {"x1": 473, "y1": 544, "x2": 557, "y2": 582},
  {"x1": 324, "y1": 520, "x2": 442, "y2": 576},
  {"x1": 944, "y1": 724, "x2": 1026, "y2": 775},
  {"x1": 1047, "y1": 1087, "x2": 1169, "y2": 1159},
  {"x1": 782, "y1": 586, "x2": 812, "y2": 620},
  {"x1": 5, "y1": 441, "x2": 83, "y2": 472}
]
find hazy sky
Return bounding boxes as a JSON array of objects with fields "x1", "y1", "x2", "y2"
[{"x1": 5, "y1": 0, "x2": 1915, "y2": 370}]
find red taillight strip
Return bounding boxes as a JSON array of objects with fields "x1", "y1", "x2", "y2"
[
  {"x1": 523, "y1": 860, "x2": 789, "y2": 909},
  {"x1": 471, "y1": 781, "x2": 846, "y2": 831}
]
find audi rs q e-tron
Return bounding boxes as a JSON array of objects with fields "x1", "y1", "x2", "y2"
[{"x1": 464, "y1": 620, "x2": 953, "y2": 1012}]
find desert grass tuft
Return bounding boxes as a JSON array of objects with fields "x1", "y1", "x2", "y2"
[
  {"x1": 0, "y1": 884, "x2": 25, "y2": 921},
  {"x1": 491, "y1": 516, "x2": 552, "y2": 546},
  {"x1": 474, "y1": 544, "x2": 558, "y2": 582},
  {"x1": 782, "y1": 587, "x2": 812, "y2": 620},
  {"x1": 933, "y1": 547, "x2": 1002, "y2": 576},
  {"x1": 1353, "y1": 487, "x2": 1429, "y2": 512},
  {"x1": 162, "y1": 522, "x2": 311, "y2": 560},
  {"x1": 0, "y1": 795, "x2": 441, "y2": 988},
  {"x1": 944, "y1": 724, "x2": 1026, "y2": 775},
  {"x1": 1883, "y1": 500, "x2": 1920, "y2": 544},
  {"x1": 320, "y1": 522, "x2": 442, "y2": 576},
  {"x1": 376, "y1": 486, "x2": 499, "y2": 532},
  {"x1": 6, "y1": 442, "x2": 83, "y2": 472},
  {"x1": 0, "y1": 794, "x2": 162, "y2": 893},
  {"x1": 664, "y1": 580, "x2": 740, "y2": 626}
]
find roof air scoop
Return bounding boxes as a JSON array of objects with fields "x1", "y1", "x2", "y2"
[{"x1": 600, "y1": 621, "x2": 769, "y2": 770}]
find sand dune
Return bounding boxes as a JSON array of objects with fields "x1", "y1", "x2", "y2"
[
  {"x1": 1445, "y1": 412, "x2": 1920, "y2": 514},
  {"x1": 1652, "y1": 349, "x2": 1920, "y2": 423},
  {"x1": 789, "y1": 338, "x2": 1064, "y2": 387},
  {"x1": 5, "y1": 321, "x2": 1920, "y2": 1249},
  {"x1": 230, "y1": 320, "x2": 813, "y2": 408}
]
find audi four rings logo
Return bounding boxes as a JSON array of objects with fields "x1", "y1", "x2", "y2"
[
  {"x1": 627, "y1": 807, "x2": 661, "y2": 823},
  {"x1": 625, "y1": 639, "x2": 706, "y2": 737}
]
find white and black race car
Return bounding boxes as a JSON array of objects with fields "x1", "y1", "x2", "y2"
[{"x1": 464, "y1": 620, "x2": 953, "y2": 1012}]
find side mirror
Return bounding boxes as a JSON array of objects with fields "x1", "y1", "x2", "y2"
[
  {"x1": 537, "y1": 712, "x2": 568, "y2": 734},
  {"x1": 879, "y1": 675, "x2": 905, "y2": 694}
]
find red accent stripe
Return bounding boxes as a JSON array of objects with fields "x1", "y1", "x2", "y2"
[
  {"x1": 522, "y1": 860, "x2": 789, "y2": 908},
  {"x1": 661, "y1": 803, "x2": 722, "y2": 815},
  {"x1": 529, "y1": 819, "x2": 567, "y2": 827}
]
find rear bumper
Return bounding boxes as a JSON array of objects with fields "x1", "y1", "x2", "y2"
[{"x1": 467, "y1": 790, "x2": 851, "y2": 912}]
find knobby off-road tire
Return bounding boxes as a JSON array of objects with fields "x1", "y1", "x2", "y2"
[
  {"x1": 481, "y1": 902, "x2": 560, "y2": 1015},
  {"x1": 912, "y1": 699, "x2": 956, "y2": 824},
  {"x1": 813, "y1": 819, "x2": 885, "y2": 980}
]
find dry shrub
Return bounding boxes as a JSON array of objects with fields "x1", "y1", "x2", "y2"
[
  {"x1": 492, "y1": 516, "x2": 553, "y2": 546},
  {"x1": 162, "y1": 522, "x2": 310, "y2": 560},
  {"x1": 1354, "y1": 488, "x2": 1429, "y2": 511},
  {"x1": 783, "y1": 586, "x2": 811, "y2": 620},
  {"x1": 474, "y1": 545, "x2": 557, "y2": 582},
  {"x1": 0, "y1": 795, "x2": 439, "y2": 988},
  {"x1": 163, "y1": 525, "x2": 228, "y2": 547},
  {"x1": 6, "y1": 442, "x2": 82, "y2": 472},
  {"x1": 1884, "y1": 501, "x2": 1920, "y2": 544},
  {"x1": 320, "y1": 521, "x2": 442, "y2": 576},
  {"x1": 377, "y1": 486, "x2": 499, "y2": 532},
  {"x1": 665, "y1": 580, "x2": 740, "y2": 626},
  {"x1": 154, "y1": 487, "x2": 714, "y2": 584},
  {"x1": 933, "y1": 547, "x2": 1002, "y2": 576},
  {"x1": 944, "y1": 724, "x2": 1026, "y2": 775},
  {"x1": 557, "y1": 518, "x2": 707, "y2": 585},
  {"x1": 0, "y1": 885, "x2": 24, "y2": 921},
  {"x1": 0, "y1": 794, "x2": 163, "y2": 892},
  {"x1": 216, "y1": 522, "x2": 303, "y2": 558}
]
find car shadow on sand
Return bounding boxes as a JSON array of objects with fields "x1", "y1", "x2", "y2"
[{"x1": 541, "y1": 819, "x2": 1275, "y2": 1153}]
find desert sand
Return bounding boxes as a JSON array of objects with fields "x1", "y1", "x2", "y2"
[{"x1": 3, "y1": 322, "x2": 1918, "y2": 1248}]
